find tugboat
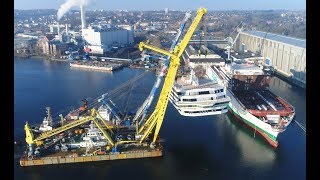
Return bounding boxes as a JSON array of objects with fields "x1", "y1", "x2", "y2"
[{"x1": 39, "y1": 107, "x2": 53, "y2": 132}]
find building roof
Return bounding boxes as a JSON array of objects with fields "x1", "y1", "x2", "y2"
[
  {"x1": 189, "y1": 58, "x2": 225, "y2": 63},
  {"x1": 242, "y1": 30, "x2": 306, "y2": 48},
  {"x1": 229, "y1": 63, "x2": 264, "y2": 75}
]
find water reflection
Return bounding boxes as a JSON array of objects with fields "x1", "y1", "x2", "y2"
[{"x1": 222, "y1": 113, "x2": 276, "y2": 168}]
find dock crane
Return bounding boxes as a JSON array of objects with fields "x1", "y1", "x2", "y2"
[
  {"x1": 225, "y1": 22, "x2": 244, "y2": 62},
  {"x1": 136, "y1": 7, "x2": 207, "y2": 146}
]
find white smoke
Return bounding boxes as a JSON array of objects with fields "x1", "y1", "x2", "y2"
[{"x1": 57, "y1": 0, "x2": 91, "y2": 21}]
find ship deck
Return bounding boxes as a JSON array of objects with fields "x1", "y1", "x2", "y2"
[
  {"x1": 233, "y1": 90, "x2": 294, "y2": 116},
  {"x1": 175, "y1": 76, "x2": 221, "y2": 90},
  {"x1": 20, "y1": 145, "x2": 163, "y2": 166}
]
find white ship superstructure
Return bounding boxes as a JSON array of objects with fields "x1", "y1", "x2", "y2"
[
  {"x1": 169, "y1": 69, "x2": 230, "y2": 116},
  {"x1": 67, "y1": 122, "x2": 108, "y2": 149}
]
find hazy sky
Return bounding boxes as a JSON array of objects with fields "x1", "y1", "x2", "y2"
[{"x1": 14, "y1": 0, "x2": 306, "y2": 11}]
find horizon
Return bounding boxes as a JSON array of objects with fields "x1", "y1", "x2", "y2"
[
  {"x1": 14, "y1": 0, "x2": 306, "y2": 11},
  {"x1": 14, "y1": 8, "x2": 306, "y2": 11}
]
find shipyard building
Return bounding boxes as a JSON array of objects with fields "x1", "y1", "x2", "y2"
[
  {"x1": 234, "y1": 30, "x2": 306, "y2": 88},
  {"x1": 182, "y1": 44, "x2": 225, "y2": 68},
  {"x1": 82, "y1": 25, "x2": 134, "y2": 54}
]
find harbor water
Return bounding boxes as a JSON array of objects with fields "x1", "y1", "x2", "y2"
[{"x1": 14, "y1": 58, "x2": 306, "y2": 180}]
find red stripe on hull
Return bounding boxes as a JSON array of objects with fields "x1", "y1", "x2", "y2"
[{"x1": 227, "y1": 111, "x2": 279, "y2": 148}]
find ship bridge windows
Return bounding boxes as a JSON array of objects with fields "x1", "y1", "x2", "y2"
[
  {"x1": 214, "y1": 89, "x2": 224, "y2": 93},
  {"x1": 183, "y1": 98, "x2": 197, "y2": 102},
  {"x1": 199, "y1": 91, "x2": 210, "y2": 95},
  {"x1": 172, "y1": 88, "x2": 183, "y2": 95},
  {"x1": 217, "y1": 95, "x2": 226, "y2": 99},
  {"x1": 184, "y1": 107, "x2": 227, "y2": 114}
]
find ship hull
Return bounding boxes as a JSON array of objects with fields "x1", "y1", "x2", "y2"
[{"x1": 226, "y1": 90, "x2": 281, "y2": 148}]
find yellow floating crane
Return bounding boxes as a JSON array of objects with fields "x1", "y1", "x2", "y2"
[{"x1": 23, "y1": 7, "x2": 207, "y2": 153}]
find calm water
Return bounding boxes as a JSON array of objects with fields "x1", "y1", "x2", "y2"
[{"x1": 14, "y1": 58, "x2": 306, "y2": 180}]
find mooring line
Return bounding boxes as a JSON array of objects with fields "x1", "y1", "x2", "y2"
[{"x1": 293, "y1": 120, "x2": 306, "y2": 133}]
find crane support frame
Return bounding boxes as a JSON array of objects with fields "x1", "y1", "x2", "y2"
[{"x1": 24, "y1": 108, "x2": 115, "y2": 146}]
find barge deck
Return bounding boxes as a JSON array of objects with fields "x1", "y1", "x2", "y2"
[{"x1": 20, "y1": 147, "x2": 162, "y2": 166}]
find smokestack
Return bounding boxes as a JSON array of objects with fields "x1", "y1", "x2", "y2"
[
  {"x1": 57, "y1": 22, "x2": 60, "y2": 35},
  {"x1": 80, "y1": 5, "x2": 86, "y2": 29}
]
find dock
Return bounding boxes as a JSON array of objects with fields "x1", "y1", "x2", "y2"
[{"x1": 70, "y1": 61, "x2": 125, "y2": 71}]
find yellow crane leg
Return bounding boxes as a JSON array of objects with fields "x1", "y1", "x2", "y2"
[
  {"x1": 152, "y1": 61, "x2": 180, "y2": 142},
  {"x1": 24, "y1": 122, "x2": 34, "y2": 145},
  {"x1": 94, "y1": 109, "x2": 114, "y2": 134},
  {"x1": 139, "y1": 118, "x2": 158, "y2": 143},
  {"x1": 34, "y1": 116, "x2": 93, "y2": 142},
  {"x1": 138, "y1": 110, "x2": 157, "y2": 133},
  {"x1": 91, "y1": 118, "x2": 115, "y2": 146}
]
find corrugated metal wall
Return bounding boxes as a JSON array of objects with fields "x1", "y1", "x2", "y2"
[{"x1": 235, "y1": 33, "x2": 306, "y2": 85}]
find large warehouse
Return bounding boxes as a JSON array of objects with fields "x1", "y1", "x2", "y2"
[
  {"x1": 82, "y1": 25, "x2": 134, "y2": 54},
  {"x1": 234, "y1": 30, "x2": 306, "y2": 88}
]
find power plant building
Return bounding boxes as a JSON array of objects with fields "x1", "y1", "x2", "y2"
[
  {"x1": 235, "y1": 30, "x2": 306, "y2": 88},
  {"x1": 82, "y1": 26, "x2": 134, "y2": 54}
]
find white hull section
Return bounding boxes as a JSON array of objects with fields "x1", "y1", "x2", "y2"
[
  {"x1": 68, "y1": 141, "x2": 109, "y2": 149},
  {"x1": 169, "y1": 95, "x2": 228, "y2": 116}
]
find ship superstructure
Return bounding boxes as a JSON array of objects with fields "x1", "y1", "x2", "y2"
[{"x1": 169, "y1": 69, "x2": 230, "y2": 116}]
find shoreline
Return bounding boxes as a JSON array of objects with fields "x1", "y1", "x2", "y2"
[{"x1": 16, "y1": 55, "x2": 69, "y2": 62}]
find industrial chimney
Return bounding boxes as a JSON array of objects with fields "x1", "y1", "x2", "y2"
[
  {"x1": 57, "y1": 22, "x2": 60, "y2": 35},
  {"x1": 80, "y1": 5, "x2": 86, "y2": 29},
  {"x1": 65, "y1": 24, "x2": 68, "y2": 34}
]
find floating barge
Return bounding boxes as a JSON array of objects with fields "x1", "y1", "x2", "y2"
[
  {"x1": 20, "y1": 147, "x2": 162, "y2": 167},
  {"x1": 19, "y1": 102, "x2": 164, "y2": 167},
  {"x1": 70, "y1": 61, "x2": 124, "y2": 71}
]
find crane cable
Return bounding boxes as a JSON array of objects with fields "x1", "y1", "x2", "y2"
[{"x1": 293, "y1": 119, "x2": 306, "y2": 133}]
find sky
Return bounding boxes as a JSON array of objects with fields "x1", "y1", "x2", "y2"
[{"x1": 14, "y1": 0, "x2": 306, "y2": 11}]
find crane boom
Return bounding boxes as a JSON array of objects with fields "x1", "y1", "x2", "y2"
[
  {"x1": 24, "y1": 108, "x2": 115, "y2": 146},
  {"x1": 137, "y1": 8, "x2": 207, "y2": 143},
  {"x1": 133, "y1": 12, "x2": 191, "y2": 124},
  {"x1": 225, "y1": 23, "x2": 244, "y2": 61}
]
